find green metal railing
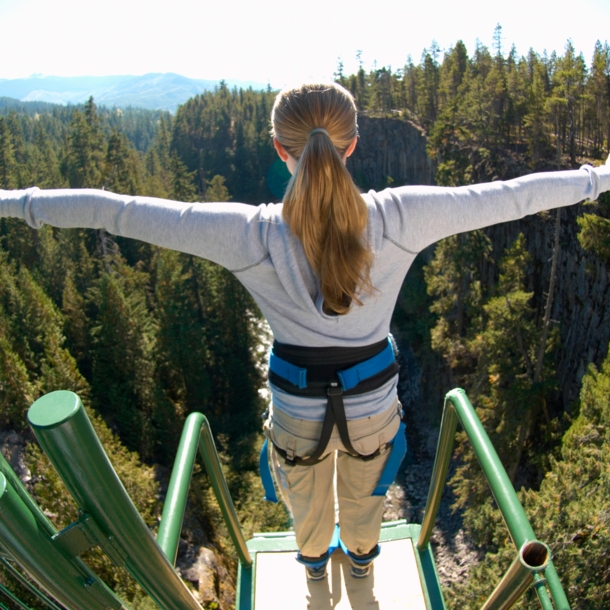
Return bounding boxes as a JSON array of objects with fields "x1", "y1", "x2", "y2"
[
  {"x1": 0, "y1": 386, "x2": 572, "y2": 610},
  {"x1": 418, "y1": 388, "x2": 570, "y2": 610},
  {"x1": 0, "y1": 449, "x2": 124, "y2": 610},
  {"x1": 157, "y1": 412, "x2": 252, "y2": 568},
  {"x1": 0, "y1": 556, "x2": 62, "y2": 610},
  {"x1": 25, "y1": 390, "x2": 206, "y2": 610},
  {"x1": 0, "y1": 390, "x2": 251, "y2": 610}
]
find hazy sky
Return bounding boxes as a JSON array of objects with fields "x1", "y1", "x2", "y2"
[{"x1": 1, "y1": 0, "x2": 609, "y2": 88}]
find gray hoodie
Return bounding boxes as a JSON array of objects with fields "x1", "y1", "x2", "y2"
[{"x1": 2, "y1": 163, "x2": 609, "y2": 420}]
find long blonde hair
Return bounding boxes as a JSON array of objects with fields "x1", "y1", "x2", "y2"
[{"x1": 271, "y1": 83, "x2": 374, "y2": 315}]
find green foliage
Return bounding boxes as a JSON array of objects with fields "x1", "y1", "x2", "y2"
[
  {"x1": 426, "y1": 233, "x2": 561, "y2": 543},
  {"x1": 424, "y1": 231, "x2": 491, "y2": 372},
  {"x1": 205, "y1": 174, "x2": 231, "y2": 202},
  {"x1": 64, "y1": 97, "x2": 107, "y2": 188},
  {"x1": 0, "y1": 117, "x2": 18, "y2": 189},
  {"x1": 577, "y1": 190, "x2": 610, "y2": 262}
]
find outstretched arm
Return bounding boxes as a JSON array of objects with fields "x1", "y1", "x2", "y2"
[
  {"x1": 375, "y1": 163, "x2": 610, "y2": 254},
  {"x1": 0, "y1": 188, "x2": 271, "y2": 272}
]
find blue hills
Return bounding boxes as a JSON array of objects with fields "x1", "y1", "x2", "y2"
[{"x1": 0, "y1": 73, "x2": 269, "y2": 112}]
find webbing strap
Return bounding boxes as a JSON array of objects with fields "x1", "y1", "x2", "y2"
[
  {"x1": 269, "y1": 352, "x2": 307, "y2": 389},
  {"x1": 372, "y1": 421, "x2": 407, "y2": 496},
  {"x1": 259, "y1": 439, "x2": 278, "y2": 503},
  {"x1": 337, "y1": 339, "x2": 395, "y2": 391},
  {"x1": 326, "y1": 385, "x2": 359, "y2": 456}
]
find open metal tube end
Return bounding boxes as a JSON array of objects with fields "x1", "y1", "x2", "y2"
[{"x1": 519, "y1": 540, "x2": 550, "y2": 572}]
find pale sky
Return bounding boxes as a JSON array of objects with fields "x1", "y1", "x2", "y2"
[{"x1": 1, "y1": 0, "x2": 609, "y2": 88}]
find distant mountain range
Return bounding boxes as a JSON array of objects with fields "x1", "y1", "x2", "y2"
[{"x1": 0, "y1": 73, "x2": 269, "y2": 112}]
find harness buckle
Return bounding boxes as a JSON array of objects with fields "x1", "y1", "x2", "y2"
[{"x1": 327, "y1": 383, "x2": 343, "y2": 397}]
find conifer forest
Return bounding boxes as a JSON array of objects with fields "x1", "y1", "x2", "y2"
[{"x1": 1, "y1": 33, "x2": 609, "y2": 608}]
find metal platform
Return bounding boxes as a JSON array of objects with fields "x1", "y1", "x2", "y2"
[{"x1": 236, "y1": 521, "x2": 445, "y2": 609}]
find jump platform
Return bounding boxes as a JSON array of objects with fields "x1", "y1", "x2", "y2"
[{"x1": 236, "y1": 521, "x2": 445, "y2": 609}]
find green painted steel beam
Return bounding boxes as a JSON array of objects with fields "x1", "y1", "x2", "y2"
[
  {"x1": 417, "y1": 388, "x2": 570, "y2": 610},
  {"x1": 0, "y1": 472, "x2": 125, "y2": 610},
  {"x1": 27, "y1": 391, "x2": 202, "y2": 610},
  {"x1": 0, "y1": 557, "x2": 62, "y2": 610},
  {"x1": 157, "y1": 412, "x2": 251, "y2": 567},
  {"x1": 0, "y1": 581, "x2": 31, "y2": 610}
]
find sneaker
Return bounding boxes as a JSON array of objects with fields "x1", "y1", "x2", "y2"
[
  {"x1": 306, "y1": 564, "x2": 328, "y2": 581},
  {"x1": 350, "y1": 561, "x2": 372, "y2": 579},
  {"x1": 297, "y1": 552, "x2": 329, "y2": 581},
  {"x1": 346, "y1": 544, "x2": 380, "y2": 579}
]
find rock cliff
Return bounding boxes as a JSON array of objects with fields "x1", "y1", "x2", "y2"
[
  {"x1": 347, "y1": 115, "x2": 435, "y2": 190},
  {"x1": 485, "y1": 203, "x2": 610, "y2": 410}
]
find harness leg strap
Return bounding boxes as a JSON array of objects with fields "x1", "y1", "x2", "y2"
[
  {"x1": 259, "y1": 438, "x2": 278, "y2": 503},
  {"x1": 371, "y1": 421, "x2": 407, "y2": 496}
]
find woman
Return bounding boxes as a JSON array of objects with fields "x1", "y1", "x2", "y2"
[{"x1": 1, "y1": 82, "x2": 609, "y2": 581}]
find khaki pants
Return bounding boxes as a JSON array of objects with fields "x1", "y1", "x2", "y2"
[{"x1": 264, "y1": 399, "x2": 401, "y2": 558}]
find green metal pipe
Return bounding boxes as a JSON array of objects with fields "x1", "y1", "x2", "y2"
[
  {"x1": 532, "y1": 574, "x2": 556, "y2": 610},
  {"x1": 0, "y1": 557, "x2": 62, "y2": 610},
  {"x1": 481, "y1": 540, "x2": 550, "y2": 610},
  {"x1": 418, "y1": 399, "x2": 459, "y2": 550},
  {"x1": 196, "y1": 414, "x2": 252, "y2": 568},
  {"x1": 157, "y1": 412, "x2": 206, "y2": 564},
  {"x1": 543, "y1": 560, "x2": 570, "y2": 610},
  {"x1": 418, "y1": 388, "x2": 538, "y2": 549},
  {"x1": 158, "y1": 412, "x2": 251, "y2": 567},
  {"x1": 417, "y1": 388, "x2": 570, "y2": 609},
  {"x1": 0, "y1": 581, "x2": 31, "y2": 610},
  {"x1": 27, "y1": 391, "x2": 203, "y2": 610},
  {"x1": 0, "y1": 472, "x2": 125, "y2": 610}
]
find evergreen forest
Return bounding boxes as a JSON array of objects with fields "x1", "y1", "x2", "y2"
[{"x1": 1, "y1": 29, "x2": 609, "y2": 609}]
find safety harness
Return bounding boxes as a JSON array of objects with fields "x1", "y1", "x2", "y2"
[{"x1": 260, "y1": 335, "x2": 407, "y2": 502}]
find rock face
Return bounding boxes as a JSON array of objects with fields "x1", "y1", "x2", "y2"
[
  {"x1": 0, "y1": 431, "x2": 31, "y2": 483},
  {"x1": 347, "y1": 115, "x2": 435, "y2": 191},
  {"x1": 483, "y1": 203, "x2": 610, "y2": 410}
]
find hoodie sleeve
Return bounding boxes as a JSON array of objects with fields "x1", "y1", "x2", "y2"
[
  {"x1": 0, "y1": 187, "x2": 272, "y2": 272},
  {"x1": 373, "y1": 164, "x2": 610, "y2": 254}
]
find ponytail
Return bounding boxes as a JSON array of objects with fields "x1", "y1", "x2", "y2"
[{"x1": 271, "y1": 83, "x2": 374, "y2": 315}]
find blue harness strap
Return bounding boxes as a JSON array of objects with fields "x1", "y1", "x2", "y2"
[
  {"x1": 268, "y1": 338, "x2": 395, "y2": 392},
  {"x1": 372, "y1": 421, "x2": 407, "y2": 496},
  {"x1": 269, "y1": 351, "x2": 307, "y2": 389},
  {"x1": 259, "y1": 438, "x2": 278, "y2": 503},
  {"x1": 336, "y1": 339, "x2": 395, "y2": 391}
]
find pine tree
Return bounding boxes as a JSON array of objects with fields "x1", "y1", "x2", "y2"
[
  {"x1": 89, "y1": 259, "x2": 165, "y2": 460},
  {"x1": 0, "y1": 117, "x2": 18, "y2": 189},
  {"x1": 170, "y1": 153, "x2": 198, "y2": 202},
  {"x1": 103, "y1": 129, "x2": 143, "y2": 195},
  {"x1": 577, "y1": 190, "x2": 610, "y2": 262},
  {"x1": 64, "y1": 97, "x2": 106, "y2": 188},
  {"x1": 205, "y1": 174, "x2": 231, "y2": 202}
]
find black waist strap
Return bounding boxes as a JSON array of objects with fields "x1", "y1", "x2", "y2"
[{"x1": 268, "y1": 336, "x2": 399, "y2": 465}]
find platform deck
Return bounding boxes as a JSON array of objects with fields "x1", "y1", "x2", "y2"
[
  {"x1": 237, "y1": 521, "x2": 445, "y2": 609},
  {"x1": 255, "y1": 538, "x2": 427, "y2": 609}
]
